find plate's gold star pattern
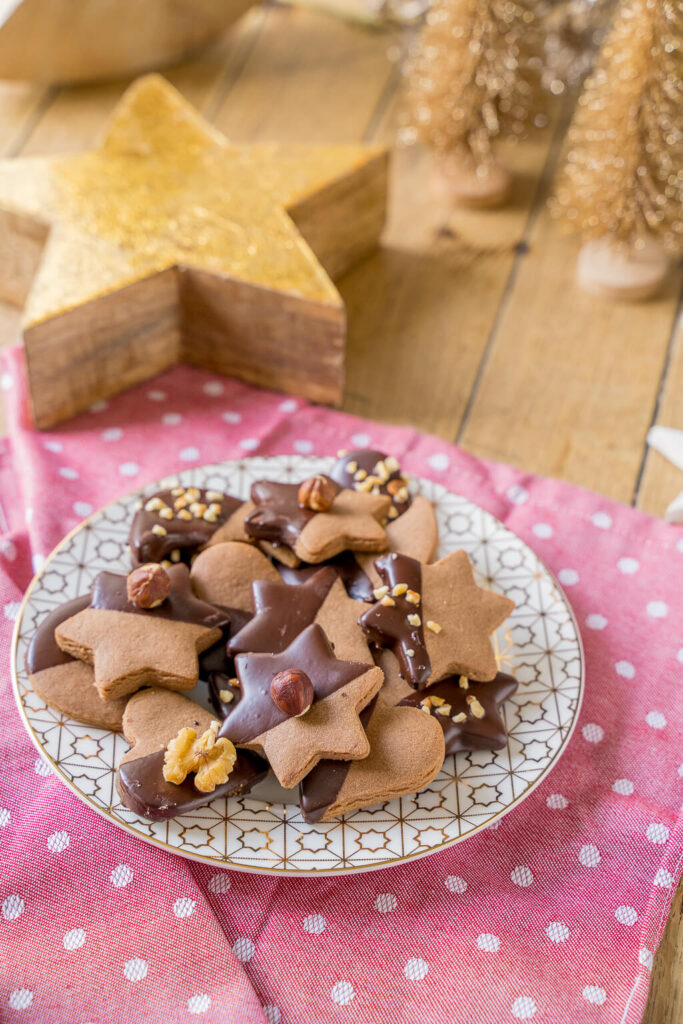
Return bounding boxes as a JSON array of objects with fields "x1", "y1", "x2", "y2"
[{"x1": 0, "y1": 75, "x2": 388, "y2": 426}]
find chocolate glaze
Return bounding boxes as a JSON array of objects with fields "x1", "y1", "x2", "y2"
[
  {"x1": 220, "y1": 624, "x2": 367, "y2": 745},
  {"x1": 399, "y1": 672, "x2": 518, "y2": 754},
  {"x1": 91, "y1": 564, "x2": 228, "y2": 630},
  {"x1": 118, "y1": 748, "x2": 268, "y2": 820},
  {"x1": 27, "y1": 594, "x2": 92, "y2": 674},
  {"x1": 199, "y1": 609, "x2": 253, "y2": 718},
  {"x1": 329, "y1": 449, "x2": 411, "y2": 516},
  {"x1": 245, "y1": 478, "x2": 341, "y2": 550},
  {"x1": 277, "y1": 551, "x2": 374, "y2": 603},
  {"x1": 359, "y1": 553, "x2": 431, "y2": 688},
  {"x1": 299, "y1": 700, "x2": 377, "y2": 822},
  {"x1": 129, "y1": 488, "x2": 241, "y2": 566},
  {"x1": 229, "y1": 568, "x2": 337, "y2": 657}
]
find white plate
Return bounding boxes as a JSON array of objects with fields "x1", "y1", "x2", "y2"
[{"x1": 12, "y1": 455, "x2": 584, "y2": 875}]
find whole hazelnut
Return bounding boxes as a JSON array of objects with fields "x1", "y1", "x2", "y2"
[
  {"x1": 127, "y1": 563, "x2": 171, "y2": 609},
  {"x1": 297, "y1": 474, "x2": 337, "y2": 513},
  {"x1": 270, "y1": 668, "x2": 314, "y2": 718}
]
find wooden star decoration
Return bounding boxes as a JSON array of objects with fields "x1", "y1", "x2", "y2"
[{"x1": 0, "y1": 74, "x2": 388, "y2": 427}]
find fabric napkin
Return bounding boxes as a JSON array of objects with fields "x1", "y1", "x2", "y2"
[{"x1": 0, "y1": 346, "x2": 681, "y2": 1024}]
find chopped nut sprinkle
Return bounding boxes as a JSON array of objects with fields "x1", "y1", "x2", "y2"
[
  {"x1": 170, "y1": 549, "x2": 181, "y2": 563},
  {"x1": 380, "y1": 595, "x2": 396, "y2": 607},
  {"x1": 374, "y1": 460, "x2": 390, "y2": 482},
  {"x1": 466, "y1": 695, "x2": 486, "y2": 719},
  {"x1": 151, "y1": 524, "x2": 167, "y2": 536},
  {"x1": 430, "y1": 695, "x2": 445, "y2": 706},
  {"x1": 395, "y1": 486, "x2": 409, "y2": 504},
  {"x1": 392, "y1": 583, "x2": 408, "y2": 596},
  {"x1": 452, "y1": 712, "x2": 467, "y2": 723},
  {"x1": 384, "y1": 456, "x2": 400, "y2": 473},
  {"x1": 426, "y1": 620, "x2": 442, "y2": 633},
  {"x1": 420, "y1": 697, "x2": 432, "y2": 707},
  {"x1": 355, "y1": 478, "x2": 375, "y2": 493},
  {"x1": 174, "y1": 497, "x2": 188, "y2": 509},
  {"x1": 458, "y1": 676, "x2": 469, "y2": 690},
  {"x1": 161, "y1": 559, "x2": 172, "y2": 568},
  {"x1": 159, "y1": 507, "x2": 174, "y2": 520},
  {"x1": 337, "y1": 449, "x2": 348, "y2": 458},
  {"x1": 186, "y1": 488, "x2": 201, "y2": 500},
  {"x1": 219, "y1": 689, "x2": 235, "y2": 704},
  {"x1": 203, "y1": 510, "x2": 219, "y2": 523},
  {"x1": 145, "y1": 497, "x2": 165, "y2": 512},
  {"x1": 177, "y1": 509, "x2": 193, "y2": 521},
  {"x1": 373, "y1": 585, "x2": 389, "y2": 600},
  {"x1": 163, "y1": 720, "x2": 236, "y2": 793},
  {"x1": 407, "y1": 613, "x2": 421, "y2": 627},
  {"x1": 421, "y1": 704, "x2": 431, "y2": 714},
  {"x1": 135, "y1": 500, "x2": 144, "y2": 510},
  {"x1": 171, "y1": 487, "x2": 184, "y2": 496},
  {"x1": 354, "y1": 468, "x2": 367, "y2": 481},
  {"x1": 405, "y1": 590, "x2": 421, "y2": 604},
  {"x1": 346, "y1": 460, "x2": 358, "y2": 474},
  {"x1": 206, "y1": 490, "x2": 223, "y2": 502},
  {"x1": 229, "y1": 677, "x2": 240, "y2": 688},
  {"x1": 435, "y1": 704, "x2": 452, "y2": 717},
  {"x1": 388, "y1": 506, "x2": 399, "y2": 519}
]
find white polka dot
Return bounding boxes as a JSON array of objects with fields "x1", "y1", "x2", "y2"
[
  {"x1": 646, "y1": 822, "x2": 670, "y2": 845},
  {"x1": 511, "y1": 865, "x2": 533, "y2": 887},
  {"x1": 583, "y1": 986, "x2": 606, "y2": 1005},
  {"x1": 0, "y1": 807, "x2": 10, "y2": 826},
  {"x1": 279, "y1": 399, "x2": 298, "y2": 413},
  {"x1": 123, "y1": 957, "x2": 148, "y2": 982},
  {"x1": 558, "y1": 568, "x2": 579, "y2": 586},
  {"x1": 617, "y1": 557, "x2": 639, "y2": 574},
  {"x1": 47, "y1": 830, "x2": 69, "y2": 853},
  {"x1": 612, "y1": 779, "x2": 634, "y2": 795},
  {"x1": 374, "y1": 893, "x2": 397, "y2": 913},
  {"x1": 677, "y1": 537, "x2": 683, "y2": 554},
  {"x1": 546, "y1": 793, "x2": 568, "y2": 810},
  {"x1": 44, "y1": 440, "x2": 62, "y2": 453},
  {"x1": 532, "y1": 523, "x2": 554, "y2": 539},
  {"x1": 233, "y1": 937, "x2": 254, "y2": 962},
  {"x1": 239, "y1": 438, "x2": 260, "y2": 451},
  {"x1": 646, "y1": 600, "x2": 668, "y2": 619},
  {"x1": 404, "y1": 958, "x2": 429, "y2": 981},
  {"x1": 147, "y1": 389, "x2": 166, "y2": 401},
  {"x1": 222, "y1": 411, "x2": 242, "y2": 424},
  {"x1": 208, "y1": 873, "x2": 231, "y2": 894},
  {"x1": 679, "y1": 764, "x2": 683, "y2": 778},
  {"x1": 546, "y1": 922, "x2": 569, "y2": 943},
  {"x1": 119, "y1": 462, "x2": 140, "y2": 477},
  {"x1": 585, "y1": 614, "x2": 607, "y2": 630},
  {"x1": 8, "y1": 989, "x2": 33, "y2": 1010},
  {"x1": 1, "y1": 540, "x2": 16, "y2": 561},
  {"x1": 579, "y1": 844, "x2": 601, "y2": 867},
  {"x1": 188, "y1": 994, "x2": 211, "y2": 1014},
  {"x1": 4, "y1": 601, "x2": 20, "y2": 620},
  {"x1": 615, "y1": 905, "x2": 637, "y2": 926},
  {"x1": 162, "y1": 413, "x2": 182, "y2": 426},
  {"x1": 331, "y1": 981, "x2": 355, "y2": 1005},
  {"x1": 654, "y1": 869, "x2": 674, "y2": 888},
  {"x1": 293, "y1": 439, "x2": 313, "y2": 454},
  {"x1": 445, "y1": 875, "x2": 467, "y2": 893},
  {"x1": 428, "y1": 453, "x2": 450, "y2": 472},
  {"x1": 58, "y1": 467, "x2": 78, "y2": 480},
  {"x1": 63, "y1": 927, "x2": 86, "y2": 951},
  {"x1": 582, "y1": 723, "x2": 604, "y2": 743},
  {"x1": 677, "y1": 648, "x2": 683, "y2": 664},
  {"x1": 32, "y1": 553, "x2": 45, "y2": 573},
  {"x1": 477, "y1": 933, "x2": 500, "y2": 952},
  {"x1": 203, "y1": 381, "x2": 224, "y2": 396},
  {"x1": 89, "y1": 399, "x2": 108, "y2": 413},
  {"x1": 173, "y1": 897, "x2": 196, "y2": 918},
  {"x1": 303, "y1": 913, "x2": 326, "y2": 934},
  {"x1": 34, "y1": 756, "x2": 52, "y2": 777},
  {"x1": 109, "y1": 864, "x2": 133, "y2": 888},
  {"x1": 1, "y1": 372, "x2": 12, "y2": 391},
  {"x1": 639, "y1": 948, "x2": 653, "y2": 971},
  {"x1": 102, "y1": 427, "x2": 123, "y2": 441},
  {"x1": 615, "y1": 661, "x2": 635, "y2": 679},
  {"x1": 591, "y1": 512, "x2": 612, "y2": 529},
  {"x1": 511, "y1": 996, "x2": 537, "y2": 1019},
  {"x1": 646, "y1": 710, "x2": 667, "y2": 730},
  {"x1": 73, "y1": 501, "x2": 93, "y2": 518},
  {"x1": 179, "y1": 446, "x2": 200, "y2": 462},
  {"x1": 507, "y1": 484, "x2": 529, "y2": 505},
  {"x1": 2, "y1": 894, "x2": 24, "y2": 920},
  {"x1": 351, "y1": 433, "x2": 371, "y2": 447},
  {"x1": 25, "y1": 507, "x2": 33, "y2": 524},
  {"x1": 263, "y1": 1005, "x2": 281, "y2": 1024}
]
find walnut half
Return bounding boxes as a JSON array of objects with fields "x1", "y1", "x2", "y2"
[{"x1": 163, "y1": 720, "x2": 237, "y2": 793}]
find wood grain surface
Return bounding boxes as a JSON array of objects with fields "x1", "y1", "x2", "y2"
[{"x1": 0, "y1": 7, "x2": 679, "y2": 1019}]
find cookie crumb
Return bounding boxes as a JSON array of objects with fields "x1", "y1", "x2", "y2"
[
  {"x1": 458, "y1": 675, "x2": 469, "y2": 690},
  {"x1": 219, "y1": 689, "x2": 235, "y2": 703},
  {"x1": 426, "y1": 620, "x2": 442, "y2": 633}
]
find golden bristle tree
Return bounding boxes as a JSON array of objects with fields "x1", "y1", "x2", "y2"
[
  {"x1": 552, "y1": 0, "x2": 683, "y2": 300},
  {"x1": 401, "y1": 0, "x2": 544, "y2": 208}
]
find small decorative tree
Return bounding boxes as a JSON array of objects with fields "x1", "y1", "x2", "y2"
[{"x1": 552, "y1": 0, "x2": 682, "y2": 300}]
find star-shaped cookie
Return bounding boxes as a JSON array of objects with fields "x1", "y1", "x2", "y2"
[
  {"x1": 359, "y1": 551, "x2": 514, "y2": 687},
  {"x1": 245, "y1": 479, "x2": 390, "y2": 563},
  {"x1": 55, "y1": 565, "x2": 228, "y2": 700},
  {"x1": 220, "y1": 624, "x2": 382, "y2": 788}
]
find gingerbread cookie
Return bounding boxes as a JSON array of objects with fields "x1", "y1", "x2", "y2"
[
  {"x1": 56, "y1": 564, "x2": 228, "y2": 700},
  {"x1": 117, "y1": 688, "x2": 267, "y2": 820},
  {"x1": 300, "y1": 697, "x2": 445, "y2": 822},
  {"x1": 360, "y1": 551, "x2": 514, "y2": 687},
  {"x1": 245, "y1": 476, "x2": 390, "y2": 564},
  {"x1": 353, "y1": 495, "x2": 438, "y2": 593},
  {"x1": 399, "y1": 671, "x2": 518, "y2": 754},
  {"x1": 130, "y1": 486, "x2": 250, "y2": 567},
  {"x1": 330, "y1": 449, "x2": 411, "y2": 518},
  {"x1": 191, "y1": 541, "x2": 280, "y2": 614},
  {"x1": 26, "y1": 595, "x2": 127, "y2": 731},
  {"x1": 220, "y1": 624, "x2": 383, "y2": 788}
]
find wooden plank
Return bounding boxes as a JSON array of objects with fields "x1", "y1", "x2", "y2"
[
  {"x1": 636, "y1": 308, "x2": 683, "y2": 517},
  {"x1": 644, "y1": 882, "x2": 683, "y2": 1024},
  {"x1": 0, "y1": 81, "x2": 49, "y2": 157}
]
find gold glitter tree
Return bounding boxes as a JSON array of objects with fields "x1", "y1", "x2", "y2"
[
  {"x1": 552, "y1": 0, "x2": 682, "y2": 299},
  {"x1": 401, "y1": 0, "x2": 544, "y2": 208}
]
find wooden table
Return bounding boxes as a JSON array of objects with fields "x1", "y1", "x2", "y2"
[{"x1": 0, "y1": 6, "x2": 680, "y2": 1019}]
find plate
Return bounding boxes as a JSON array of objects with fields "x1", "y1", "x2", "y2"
[{"x1": 12, "y1": 455, "x2": 584, "y2": 875}]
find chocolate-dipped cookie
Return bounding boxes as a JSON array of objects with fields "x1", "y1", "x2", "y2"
[
  {"x1": 360, "y1": 551, "x2": 514, "y2": 688},
  {"x1": 191, "y1": 541, "x2": 280, "y2": 616},
  {"x1": 55, "y1": 564, "x2": 228, "y2": 700},
  {"x1": 329, "y1": 449, "x2": 411, "y2": 518},
  {"x1": 26, "y1": 595, "x2": 127, "y2": 731}
]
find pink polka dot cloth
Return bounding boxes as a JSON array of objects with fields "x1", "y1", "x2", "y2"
[{"x1": 1, "y1": 346, "x2": 681, "y2": 1024}]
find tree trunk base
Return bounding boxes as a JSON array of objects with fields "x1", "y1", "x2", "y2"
[
  {"x1": 430, "y1": 154, "x2": 511, "y2": 209},
  {"x1": 576, "y1": 236, "x2": 669, "y2": 302}
]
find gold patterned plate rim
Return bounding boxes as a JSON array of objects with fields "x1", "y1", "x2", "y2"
[{"x1": 11, "y1": 455, "x2": 585, "y2": 875}]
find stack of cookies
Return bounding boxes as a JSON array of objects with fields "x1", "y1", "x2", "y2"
[{"x1": 26, "y1": 449, "x2": 518, "y2": 823}]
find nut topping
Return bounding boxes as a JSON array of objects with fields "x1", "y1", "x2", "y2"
[
  {"x1": 297, "y1": 474, "x2": 337, "y2": 513},
  {"x1": 163, "y1": 720, "x2": 237, "y2": 792},
  {"x1": 126, "y1": 563, "x2": 171, "y2": 609},
  {"x1": 270, "y1": 668, "x2": 314, "y2": 717}
]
